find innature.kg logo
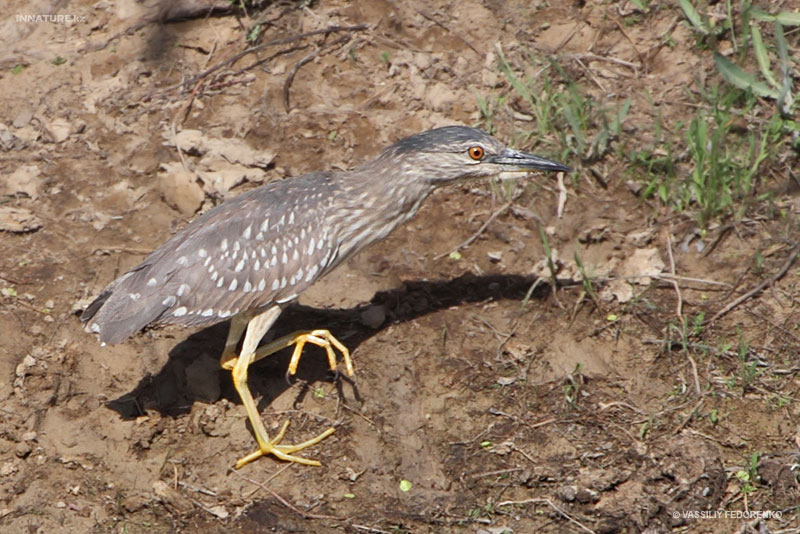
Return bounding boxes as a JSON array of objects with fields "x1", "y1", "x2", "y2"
[{"x1": 16, "y1": 14, "x2": 87, "y2": 23}]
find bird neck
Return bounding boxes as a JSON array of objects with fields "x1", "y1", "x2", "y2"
[{"x1": 330, "y1": 162, "x2": 436, "y2": 260}]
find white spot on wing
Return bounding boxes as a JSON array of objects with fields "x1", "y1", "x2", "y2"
[
  {"x1": 177, "y1": 284, "x2": 190, "y2": 296},
  {"x1": 235, "y1": 259, "x2": 245, "y2": 272},
  {"x1": 243, "y1": 280, "x2": 252, "y2": 292},
  {"x1": 202, "y1": 308, "x2": 214, "y2": 317},
  {"x1": 221, "y1": 239, "x2": 228, "y2": 251},
  {"x1": 228, "y1": 279, "x2": 238, "y2": 291},
  {"x1": 282, "y1": 252, "x2": 288, "y2": 264},
  {"x1": 217, "y1": 276, "x2": 225, "y2": 288},
  {"x1": 218, "y1": 310, "x2": 231, "y2": 318},
  {"x1": 289, "y1": 211, "x2": 295, "y2": 224},
  {"x1": 233, "y1": 241, "x2": 241, "y2": 252},
  {"x1": 254, "y1": 259, "x2": 260, "y2": 270},
  {"x1": 258, "y1": 279, "x2": 266, "y2": 291},
  {"x1": 162, "y1": 295, "x2": 176, "y2": 306},
  {"x1": 272, "y1": 279, "x2": 279, "y2": 291},
  {"x1": 242, "y1": 225, "x2": 252, "y2": 240},
  {"x1": 260, "y1": 219, "x2": 269, "y2": 232},
  {"x1": 306, "y1": 264, "x2": 318, "y2": 281},
  {"x1": 177, "y1": 256, "x2": 188, "y2": 266},
  {"x1": 292, "y1": 249, "x2": 299, "y2": 262},
  {"x1": 173, "y1": 306, "x2": 187, "y2": 317},
  {"x1": 280, "y1": 277, "x2": 287, "y2": 289},
  {"x1": 147, "y1": 277, "x2": 158, "y2": 287},
  {"x1": 198, "y1": 248, "x2": 208, "y2": 258},
  {"x1": 308, "y1": 238, "x2": 315, "y2": 255}
]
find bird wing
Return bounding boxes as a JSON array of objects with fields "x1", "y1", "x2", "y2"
[{"x1": 82, "y1": 172, "x2": 341, "y2": 344}]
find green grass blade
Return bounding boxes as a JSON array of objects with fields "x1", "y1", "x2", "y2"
[
  {"x1": 713, "y1": 52, "x2": 780, "y2": 99},
  {"x1": 680, "y1": 0, "x2": 707, "y2": 33},
  {"x1": 775, "y1": 11, "x2": 800, "y2": 25},
  {"x1": 750, "y1": 24, "x2": 779, "y2": 89},
  {"x1": 774, "y1": 23, "x2": 795, "y2": 116},
  {"x1": 750, "y1": 9, "x2": 775, "y2": 22},
  {"x1": 775, "y1": 22, "x2": 789, "y2": 68},
  {"x1": 495, "y1": 47, "x2": 533, "y2": 109}
]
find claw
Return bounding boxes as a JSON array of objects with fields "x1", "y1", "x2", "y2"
[{"x1": 228, "y1": 312, "x2": 351, "y2": 468}]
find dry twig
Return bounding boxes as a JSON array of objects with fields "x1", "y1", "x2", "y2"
[
  {"x1": 707, "y1": 242, "x2": 800, "y2": 325},
  {"x1": 434, "y1": 202, "x2": 511, "y2": 260}
]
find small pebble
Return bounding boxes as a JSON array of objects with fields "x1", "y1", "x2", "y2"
[
  {"x1": 15, "y1": 442, "x2": 32, "y2": 458},
  {"x1": 360, "y1": 304, "x2": 386, "y2": 329}
]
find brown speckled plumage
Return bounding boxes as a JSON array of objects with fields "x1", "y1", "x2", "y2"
[{"x1": 82, "y1": 126, "x2": 570, "y2": 344}]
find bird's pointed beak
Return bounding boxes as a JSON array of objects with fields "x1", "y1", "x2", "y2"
[{"x1": 487, "y1": 148, "x2": 571, "y2": 174}]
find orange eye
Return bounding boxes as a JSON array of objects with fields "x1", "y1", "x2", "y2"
[{"x1": 468, "y1": 146, "x2": 484, "y2": 161}]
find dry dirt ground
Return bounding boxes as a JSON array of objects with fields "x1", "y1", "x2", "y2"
[{"x1": 1, "y1": 1, "x2": 799, "y2": 533}]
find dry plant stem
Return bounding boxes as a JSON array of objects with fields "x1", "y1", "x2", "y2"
[
  {"x1": 416, "y1": 10, "x2": 481, "y2": 57},
  {"x1": 707, "y1": 242, "x2": 800, "y2": 325},
  {"x1": 229, "y1": 468, "x2": 343, "y2": 520},
  {"x1": 495, "y1": 498, "x2": 596, "y2": 534},
  {"x1": 666, "y1": 229, "x2": 700, "y2": 396},
  {"x1": 666, "y1": 229, "x2": 683, "y2": 320},
  {"x1": 146, "y1": 24, "x2": 368, "y2": 100},
  {"x1": 434, "y1": 202, "x2": 512, "y2": 260},
  {"x1": 556, "y1": 172, "x2": 567, "y2": 218},
  {"x1": 283, "y1": 35, "x2": 349, "y2": 112}
]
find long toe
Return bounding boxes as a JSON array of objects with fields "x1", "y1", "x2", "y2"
[{"x1": 235, "y1": 426, "x2": 336, "y2": 469}]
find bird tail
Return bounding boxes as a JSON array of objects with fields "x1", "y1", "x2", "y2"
[{"x1": 81, "y1": 266, "x2": 170, "y2": 345}]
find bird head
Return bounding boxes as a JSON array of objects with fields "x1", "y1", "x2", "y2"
[{"x1": 378, "y1": 126, "x2": 571, "y2": 185}]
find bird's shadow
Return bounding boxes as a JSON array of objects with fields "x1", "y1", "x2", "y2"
[{"x1": 107, "y1": 273, "x2": 549, "y2": 420}]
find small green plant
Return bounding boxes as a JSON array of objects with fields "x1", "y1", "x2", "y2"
[
  {"x1": 679, "y1": 0, "x2": 730, "y2": 47},
  {"x1": 538, "y1": 224, "x2": 559, "y2": 302},
  {"x1": 474, "y1": 92, "x2": 506, "y2": 135},
  {"x1": 708, "y1": 408, "x2": 719, "y2": 425},
  {"x1": 247, "y1": 23, "x2": 262, "y2": 43},
  {"x1": 467, "y1": 501, "x2": 496, "y2": 519},
  {"x1": 735, "y1": 451, "x2": 761, "y2": 494},
  {"x1": 564, "y1": 362, "x2": 585, "y2": 409},
  {"x1": 573, "y1": 249, "x2": 600, "y2": 309},
  {"x1": 736, "y1": 335, "x2": 758, "y2": 394}
]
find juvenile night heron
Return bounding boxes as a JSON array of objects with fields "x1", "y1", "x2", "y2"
[{"x1": 82, "y1": 126, "x2": 570, "y2": 468}]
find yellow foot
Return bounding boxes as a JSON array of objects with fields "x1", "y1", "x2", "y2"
[
  {"x1": 255, "y1": 328, "x2": 355, "y2": 378},
  {"x1": 235, "y1": 420, "x2": 336, "y2": 469}
]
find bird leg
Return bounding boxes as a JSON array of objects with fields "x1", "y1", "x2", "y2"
[
  {"x1": 219, "y1": 312, "x2": 252, "y2": 371},
  {"x1": 252, "y1": 329, "x2": 355, "y2": 378},
  {"x1": 224, "y1": 307, "x2": 336, "y2": 469}
]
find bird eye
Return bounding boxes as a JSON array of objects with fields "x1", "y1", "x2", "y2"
[{"x1": 468, "y1": 146, "x2": 485, "y2": 161}]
